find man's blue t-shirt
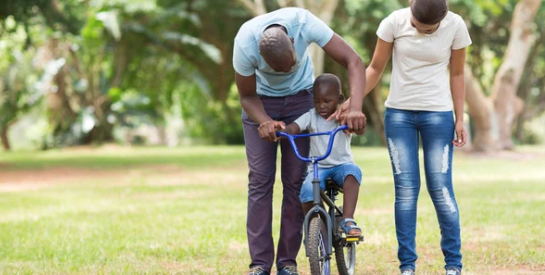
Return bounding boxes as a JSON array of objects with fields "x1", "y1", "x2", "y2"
[{"x1": 233, "y1": 8, "x2": 334, "y2": 97}]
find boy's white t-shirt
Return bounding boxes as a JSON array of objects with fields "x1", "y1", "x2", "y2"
[
  {"x1": 294, "y1": 108, "x2": 354, "y2": 168},
  {"x1": 377, "y1": 8, "x2": 472, "y2": 111}
]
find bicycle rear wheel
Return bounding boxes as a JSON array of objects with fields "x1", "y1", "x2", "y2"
[
  {"x1": 308, "y1": 216, "x2": 330, "y2": 275},
  {"x1": 334, "y1": 240, "x2": 356, "y2": 275}
]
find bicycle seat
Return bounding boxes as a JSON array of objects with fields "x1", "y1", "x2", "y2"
[{"x1": 325, "y1": 177, "x2": 343, "y2": 193}]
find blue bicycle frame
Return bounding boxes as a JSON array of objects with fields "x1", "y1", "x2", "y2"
[{"x1": 276, "y1": 124, "x2": 348, "y2": 259}]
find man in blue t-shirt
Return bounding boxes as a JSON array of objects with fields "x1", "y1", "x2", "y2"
[{"x1": 233, "y1": 7, "x2": 367, "y2": 275}]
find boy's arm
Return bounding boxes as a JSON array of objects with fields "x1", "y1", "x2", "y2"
[
  {"x1": 278, "y1": 111, "x2": 310, "y2": 138},
  {"x1": 278, "y1": 123, "x2": 302, "y2": 136}
]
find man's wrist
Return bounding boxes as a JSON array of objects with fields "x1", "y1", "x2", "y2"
[
  {"x1": 257, "y1": 117, "x2": 274, "y2": 125},
  {"x1": 349, "y1": 106, "x2": 363, "y2": 113}
]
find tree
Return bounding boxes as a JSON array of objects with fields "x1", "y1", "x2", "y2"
[
  {"x1": 514, "y1": 4, "x2": 545, "y2": 143},
  {"x1": 464, "y1": 0, "x2": 543, "y2": 151},
  {"x1": 0, "y1": 56, "x2": 37, "y2": 151}
]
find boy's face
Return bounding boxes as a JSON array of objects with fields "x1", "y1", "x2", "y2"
[{"x1": 314, "y1": 86, "x2": 342, "y2": 119}]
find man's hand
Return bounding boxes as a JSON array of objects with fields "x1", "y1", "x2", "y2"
[
  {"x1": 346, "y1": 110, "x2": 367, "y2": 134},
  {"x1": 327, "y1": 99, "x2": 350, "y2": 124},
  {"x1": 453, "y1": 120, "x2": 467, "y2": 147},
  {"x1": 258, "y1": 120, "x2": 286, "y2": 142},
  {"x1": 327, "y1": 98, "x2": 366, "y2": 134}
]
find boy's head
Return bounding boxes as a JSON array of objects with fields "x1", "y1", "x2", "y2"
[{"x1": 313, "y1": 73, "x2": 344, "y2": 119}]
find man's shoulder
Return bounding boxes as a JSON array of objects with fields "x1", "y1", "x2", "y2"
[{"x1": 234, "y1": 21, "x2": 258, "y2": 47}]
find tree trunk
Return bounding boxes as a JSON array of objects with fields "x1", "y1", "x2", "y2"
[
  {"x1": 490, "y1": 0, "x2": 542, "y2": 149},
  {"x1": 464, "y1": 65, "x2": 498, "y2": 152},
  {"x1": 304, "y1": 0, "x2": 340, "y2": 76},
  {"x1": 465, "y1": 0, "x2": 542, "y2": 152},
  {"x1": 0, "y1": 126, "x2": 10, "y2": 151},
  {"x1": 515, "y1": 30, "x2": 545, "y2": 141}
]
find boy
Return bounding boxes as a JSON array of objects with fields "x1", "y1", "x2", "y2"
[{"x1": 280, "y1": 73, "x2": 363, "y2": 237}]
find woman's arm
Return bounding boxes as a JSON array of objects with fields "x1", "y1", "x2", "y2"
[{"x1": 450, "y1": 48, "x2": 468, "y2": 147}]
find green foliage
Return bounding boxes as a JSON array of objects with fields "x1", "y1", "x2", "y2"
[
  {"x1": 179, "y1": 81, "x2": 244, "y2": 144},
  {"x1": 1, "y1": 0, "x2": 545, "y2": 148}
]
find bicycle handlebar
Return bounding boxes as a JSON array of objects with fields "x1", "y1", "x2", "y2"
[{"x1": 276, "y1": 125, "x2": 348, "y2": 163}]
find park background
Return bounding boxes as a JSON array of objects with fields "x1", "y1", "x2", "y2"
[{"x1": 1, "y1": 0, "x2": 544, "y2": 274}]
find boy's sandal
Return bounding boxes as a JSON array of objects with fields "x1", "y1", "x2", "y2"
[{"x1": 340, "y1": 218, "x2": 362, "y2": 237}]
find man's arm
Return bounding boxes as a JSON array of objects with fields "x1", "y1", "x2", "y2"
[
  {"x1": 322, "y1": 34, "x2": 367, "y2": 132},
  {"x1": 235, "y1": 72, "x2": 285, "y2": 142},
  {"x1": 354, "y1": 128, "x2": 365, "y2": 136},
  {"x1": 328, "y1": 38, "x2": 393, "y2": 123}
]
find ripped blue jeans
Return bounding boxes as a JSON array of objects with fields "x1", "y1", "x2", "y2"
[{"x1": 384, "y1": 108, "x2": 462, "y2": 272}]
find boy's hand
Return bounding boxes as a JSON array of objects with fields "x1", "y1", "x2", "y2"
[{"x1": 258, "y1": 120, "x2": 285, "y2": 142}]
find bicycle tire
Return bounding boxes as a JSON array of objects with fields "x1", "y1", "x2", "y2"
[
  {"x1": 308, "y1": 216, "x2": 330, "y2": 275},
  {"x1": 334, "y1": 205, "x2": 357, "y2": 275},
  {"x1": 334, "y1": 240, "x2": 356, "y2": 275}
]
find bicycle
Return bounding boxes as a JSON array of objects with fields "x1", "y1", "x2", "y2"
[{"x1": 276, "y1": 124, "x2": 363, "y2": 275}]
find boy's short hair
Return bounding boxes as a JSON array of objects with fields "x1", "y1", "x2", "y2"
[{"x1": 313, "y1": 73, "x2": 341, "y2": 95}]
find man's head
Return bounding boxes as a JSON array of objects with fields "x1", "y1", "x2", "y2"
[
  {"x1": 410, "y1": 0, "x2": 448, "y2": 34},
  {"x1": 313, "y1": 74, "x2": 344, "y2": 119},
  {"x1": 259, "y1": 26, "x2": 296, "y2": 73}
]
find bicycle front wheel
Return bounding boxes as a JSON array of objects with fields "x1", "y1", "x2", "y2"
[{"x1": 308, "y1": 217, "x2": 330, "y2": 275}]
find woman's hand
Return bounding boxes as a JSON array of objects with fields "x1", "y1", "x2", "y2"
[
  {"x1": 453, "y1": 120, "x2": 467, "y2": 147},
  {"x1": 327, "y1": 99, "x2": 350, "y2": 124}
]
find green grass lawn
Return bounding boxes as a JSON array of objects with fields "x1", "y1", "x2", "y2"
[{"x1": 1, "y1": 146, "x2": 544, "y2": 275}]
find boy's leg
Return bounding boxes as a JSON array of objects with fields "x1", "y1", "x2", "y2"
[
  {"x1": 299, "y1": 167, "x2": 332, "y2": 215},
  {"x1": 299, "y1": 171, "x2": 315, "y2": 215},
  {"x1": 331, "y1": 163, "x2": 362, "y2": 235}
]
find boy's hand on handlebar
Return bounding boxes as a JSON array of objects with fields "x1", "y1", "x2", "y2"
[{"x1": 258, "y1": 120, "x2": 285, "y2": 142}]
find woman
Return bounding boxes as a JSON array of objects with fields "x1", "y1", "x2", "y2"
[{"x1": 365, "y1": 0, "x2": 470, "y2": 274}]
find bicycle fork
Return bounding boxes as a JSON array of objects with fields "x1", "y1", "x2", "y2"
[{"x1": 303, "y1": 160, "x2": 333, "y2": 258}]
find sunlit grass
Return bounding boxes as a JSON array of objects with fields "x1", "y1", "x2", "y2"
[{"x1": 0, "y1": 146, "x2": 544, "y2": 274}]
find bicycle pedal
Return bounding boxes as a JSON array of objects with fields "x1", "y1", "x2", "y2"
[{"x1": 345, "y1": 235, "x2": 364, "y2": 243}]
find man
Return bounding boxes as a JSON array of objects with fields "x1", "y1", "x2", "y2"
[{"x1": 233, "y1": 7, "x2": 367, "y2": 275}]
